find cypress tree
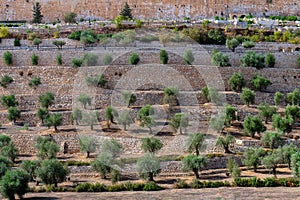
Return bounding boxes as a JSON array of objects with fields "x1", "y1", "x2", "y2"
[
  {"x1": 120, "y1": 2, "x2": 133, "y2": 19},
  {"x1": 32, "y1": 2, "x2": 43, "y2": 23}
]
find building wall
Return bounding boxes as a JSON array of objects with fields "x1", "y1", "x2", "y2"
[{"x1": 0, "y1": 0, "x2": 299, "y2": 22}]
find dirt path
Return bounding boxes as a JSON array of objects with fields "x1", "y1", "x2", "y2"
[{"x1": 23, "y1": 187, "x2": 300, "y2": 200}]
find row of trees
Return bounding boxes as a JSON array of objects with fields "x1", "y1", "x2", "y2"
[{"x1": 211, "y1": 49, "x2": 276, "y2": 69}]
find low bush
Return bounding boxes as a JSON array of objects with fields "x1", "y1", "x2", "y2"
[
  {"x1": 174, "y1": 179, "x2": 190, "y2": 189},
  {"x1": 72, "y1": 58, "x2": 83, "y2": 67},
  {"x1": 129, "y1": 53, "x2": 140, "y2": 65},
  {"x1": 3, "y1": 51, "x2": 13, "y2": 65},
  {"x1": 75, "y1": 182, "x2": 106, "y2": 192},
  {"x1": 143, "y1": 181, "x2": 164, "y2": 191},
  {"x1": 61, "y1": 160, "x2": 90, "y2": 166},
  {"x1": 0, "y1": 75, "x2": 13, "y2": 88},
  {"x1": 31, "y1": 54, "x2": 39, "y2": 65}
]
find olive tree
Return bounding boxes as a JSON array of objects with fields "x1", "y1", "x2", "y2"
[
  {"x1": 260, "y1": 132, "x2": 282, "y2": 149},
  {"x1": 286, "y1": 88, "x2": 300, "y2": 105},
  {"x1": 105, "y1": 106, "x2": 118, "y2": 129},
  {"x1": 38, "y1": 92, "x2": 54, "y2": 108},
  {"x1": 243, "y1": 115, "x2": 266, "y2": 138},
  {"x1": 261, "y1": 150, "x2": 283, "y2": 178},
  {"x1": 35, "y1": 136, "x2": 59, "y2": 159},
  {"x1": 138, "y1": 104, "x2": 155, "y2": 134},
  {"x1": 36, "y1": 159, "x2": 69, "y2": 187},
  {"x1": 163, "y1": 87, "x2": 179, "y2": 106},
  {"x1": 1, "y1": 94, "x2": 18, "y2": 108},
  {"x1": 250, "y1": 74, "x2": 271, "y2": 92},
  {"x1": 36, "y1": 107, "x2": 49, "y2": 124},
  {"x1": 187, "y1": 132, "x2": 205, "y2": 156},
  {"x1": 241, "y1": 88, "x2": 255, "y2": 106},
  {"x1": 141, "y1": 137, "x2": 163, "y2": 153},
  {"x1": 272, "y1": 114, "x2": 294, "y2": 135},
  {"x1": 211, "y1": 50, "x2": 230, "y2": 67},
  {"x1": 170, "y1": 113, "x2": 189, "y2": 134},
  {"x1": 79, "y1": 136, "x2": 97, "y2": 158},
  {"x1": 71, "y1": 108, "x2": 82, "y2": 125},
  {"x1": 182, "y1": 154, "x2": 207, "y2": 179},
  {"x1": 274, "y1": 92, "x2": 284, "y2": 107},
  {"x1": 0, "y1": 169, "x2": 30, "y2": 200},
  {"x1": 285, "y1": 105, "x2": 300, "y2": 121},
  {"x1": 242, "y1": 147, "x2": 264, "y2": 172},
  {"x1": 121, "y1": 91, "x2": 137, "y2": 107},
  {"x1": 81, "y1": 111, "x2": 99, "y2": 130},
  {"x1": 291, "y1": 152, "x2": 300, "y2": 177},
  {"x1": 257, "y1": 103, "x2": 277, "y2": 124},
  {"x1": 77, "y1": 94, "x2": 91, "y2": 109},
  {"x1": 7, "y1": 107, "x2": 21, "y2": 123},
  {"x1": 228, "y1": 73, "x2": 245, "y2": 92},
  {"x1": 45, "y1": 113, "x2": 63, "y2": 131},
  {"x1": 216, "y1": 133, "x2": 235, "y2": 153},
  {"x1": 117, "y1": 110, "x2": 133, "y2": 131},
  {"x1": 241, "y1": 51, "x2": 265, "y2": 69},
  {"x1": 137, "y1": 153, "x2": 160, "y2": 182}
]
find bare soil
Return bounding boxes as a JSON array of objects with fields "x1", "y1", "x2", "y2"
[{"x1": 22, "y1": 187, "x2": 300, "y2": 200}]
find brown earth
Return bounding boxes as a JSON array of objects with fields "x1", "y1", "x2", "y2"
[{"x1": 22, "y1": 187, "x2": 300, "y2": 200}]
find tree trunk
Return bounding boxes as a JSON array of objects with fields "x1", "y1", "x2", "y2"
[
  {"x1": 179, "y1": 126, "x2": 182, "y2": 134},
  {"x1": 87, "y1": 151, "x2": 90, "y2": 158},
  {"x1": 224, "y1": 146, "x2": 232, "y2": 154},
  {"x1": 90, "y1": 124, "x2": 93, "y2": 130},
  {"x1": 196, "y1": 149, "x2": 199, "y2": 156},
  {"x1": 107, "y1": 120, "x2": 111, "y2": 129},
  {"x1": 149, "y1": 127, "x2": 152, "y2": 134},
  {"x1": 273, "y1": 166, "x2": 277, "y2": 178},
  {"x1": 54, "y1": 125, "x2": 58, "y2": 131},
  {"x1": 193, "y1": 168, "x2": 200, "y2": 179},
  {"x1": 148, "y1": 172, "x2": 154, "y2": 182},
  {"x1": 54, "y1": 179, "x2": 58, "y2": 187},
  {"x1": 124, "y1": 124, "x2": 127, "y2": 131}
]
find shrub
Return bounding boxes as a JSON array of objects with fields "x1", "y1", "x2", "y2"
[
  {"x1": 227, "y1": 158, "x2": 241, "y2": 178},
  {"x1": 272, "y1": 114, "x2": 294, "y2": 134},
  {"x1": 202, "y1": 86, "x2": 210, "y2": 102},
  {"x1": 76, "y1": 182, "x2": 106, "y2": 192},
  {"x1": 0, "y1": 75, "x2": 13, "y2": 88},
  {"x1": 241, "y1": 51, "x2": 265, "y2": 69},
  {"x1": 64, "y1": 12, "x2": 77, "y2": 23},
  {"x1": 265, "y1": 53, "x2": 276, "y2": 67},
  {"x1": 111, "y1": 169, "x2": 121, "y2": 184},
  {"x1": 174, "y1": 179, "x2": 190, "y2": 189},
  {"x1": 241, "y1": 88, "x2": 255, "y2": 106},
  {"x1": 184, "y1": 49, "x2": 195, "y2": 65},
  {"x1": 143, "y1": 182, "x2": 164, "y2": 191},
  {"x1": 72, "y1": 58, "x2": 83, "y2": 67},
  {"x1": 29, "y1": 77, "x2": 41, "y2": 87},
  {"x1": 31, "y1": 54, "x2": 39, "y2": 65},
  {"x1": 68, "y1": 30, "x2": 82, "y2": 40},
  {"x1": 242, "y1": 40, "x2": 255, "y2": 48},
  {"x1": 85, "y1": 74, "x2": 107, "y2": 88},
  {"x1": 82, "y1": 53, "x2": 99, "y2": 66},
  {"x1": 159, "y1": 49, "x2": 168, "y2": 64},
  {"x1": 129, "y1": 53, "x2": 140, "y2": 65},
  {"x1": 80, "y1": 30, "x2": 97, "y2": 46},
  {"x1": 298, "y1": 55, "x2": 300, "y2": 68},
  {"x1": 56, "y1": 54, "x2": 62, "y2": 65},
  {"x1": 13, "y1": 38, "x2": 20, "y2": 46},
  {"x1": 250, "y1": 74, "x2": 271, "y2": 91},
  {"x1": 228, "y1": 73, "x2": 245, "y2": 92},
  {"x1": 3, "y1": 51, "x2": 13, "y2": 65},
  {"x1": 103, "y1": 54, "x2": 113, "y2": 65}
]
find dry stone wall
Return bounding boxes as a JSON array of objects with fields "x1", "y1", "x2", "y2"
[{"x1": 0, "y1": 0, "x2": 299, "y2": 22}]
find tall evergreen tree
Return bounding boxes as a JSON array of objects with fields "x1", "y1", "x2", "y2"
[
  {"x1": 120, "y1": 2, "x2": 133, "y2": 19},
  {"x1": 32, "y1": 2, "x2": 43, "y2": 23}
]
